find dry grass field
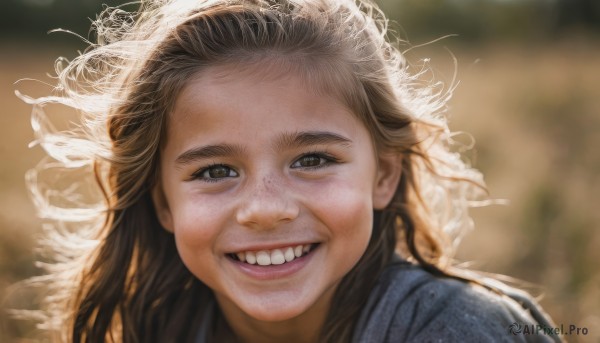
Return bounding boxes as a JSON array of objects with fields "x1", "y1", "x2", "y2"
[{"x1": 1, "y1": 39, "x2": 598, "y2": 342}]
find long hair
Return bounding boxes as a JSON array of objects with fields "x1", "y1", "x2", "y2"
[{"x1": 22, "y1": 0, "x2": 487, "y2": 342}]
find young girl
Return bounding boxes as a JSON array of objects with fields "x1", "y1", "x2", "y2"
[{"x1": 22, "y1": 0, "x2": 561, "y2": 342}]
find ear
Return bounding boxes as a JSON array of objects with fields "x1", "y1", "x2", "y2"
[
  {"x1": 151, "y1": 181, "x2": 174, "y2": 233},
  {"x1": 372, "y1": 152, "x2": 402, "y2": 210}
]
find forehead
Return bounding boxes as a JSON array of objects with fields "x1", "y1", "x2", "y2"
[
  {"x1": 182, "y1": 55, "x2": 358, "y2": 110},
  {"x1": 173, "y1": 63, "x2": 351, "y2": 124},
  {"x1": 164, "y1": 61, "x2": 370, "y2": 153}
]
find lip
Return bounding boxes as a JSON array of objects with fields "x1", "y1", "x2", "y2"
[{"x1": 228, "y1": 244, "x2": 320, "y2": 281}]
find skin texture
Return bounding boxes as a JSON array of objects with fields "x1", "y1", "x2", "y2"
[{"x1": 152, "y1": 64, "x2": 401, "y2": 343}]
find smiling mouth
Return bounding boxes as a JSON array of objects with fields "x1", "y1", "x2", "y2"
[{"x1": 227, "y1": 243, "x2": 319, "y2": 266}]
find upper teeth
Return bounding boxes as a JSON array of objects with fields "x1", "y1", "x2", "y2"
[{"x1": 235, "y1": 244, "x2": 313, "y2": 266}]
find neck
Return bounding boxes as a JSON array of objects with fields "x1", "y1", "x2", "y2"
[{"x1": 215, "y1": 286, "x2": 336, "y2": 343}]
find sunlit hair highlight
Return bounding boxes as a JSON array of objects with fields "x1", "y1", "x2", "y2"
[{"x1": 20, "y1": 0, "x2": 488, "y2": 341}]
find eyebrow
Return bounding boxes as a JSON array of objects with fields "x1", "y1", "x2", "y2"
[
  {"x1": 275, "y1": 131, "x2": 353, "y2": 151},
  {"x1": 175, "y1": 144, "x2": 247, "y2": 166},
  {"x1": 175, "y1": 131, "x2": 352, "y2": 166}
]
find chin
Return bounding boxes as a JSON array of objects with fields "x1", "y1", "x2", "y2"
[{"x1": 236, "y1": 294, "x2": 315, "y2": 322}]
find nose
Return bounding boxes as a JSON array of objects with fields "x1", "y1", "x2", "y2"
[{"x1": 235, "y1": 175, "x2": 299, "y2": 230}]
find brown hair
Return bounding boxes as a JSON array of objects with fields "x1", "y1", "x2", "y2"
[{"x1": 22, "y1": 0, "x2": 487, "y2": 342}]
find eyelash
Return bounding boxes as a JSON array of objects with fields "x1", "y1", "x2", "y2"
[
  {"x1": 291, "y1": 151, "x2": 340, "y2": 170},
  {"x1": 189, "y1": 152, "x2": 340, "y2": 182},
  {"x1": 191, "y1": 163, "x2": 238, "y2": 183}
]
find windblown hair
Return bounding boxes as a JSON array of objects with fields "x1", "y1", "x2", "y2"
[{"x1": 21, "y1": 0, "x2": 487, "y2": 342}]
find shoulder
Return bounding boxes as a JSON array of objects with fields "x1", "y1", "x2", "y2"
[{"x1": 352, "y1": 258, "x2": 561, "y2": 343}]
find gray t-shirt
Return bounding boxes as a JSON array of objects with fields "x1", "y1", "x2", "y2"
[
  {"x1": 196, "y1": 258, "x2": 561, "y2": 342},
  {"x1": 352, "y1": 258, "x2": 561, "y2": 342}
]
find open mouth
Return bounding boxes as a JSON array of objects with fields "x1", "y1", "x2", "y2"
[{"x1": 228, "y1": 243, "x2": 319, "y2": 266}]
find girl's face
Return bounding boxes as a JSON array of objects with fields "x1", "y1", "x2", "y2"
[{"x1": 153, "y1": 64, "x2": 400, "y2": 327}]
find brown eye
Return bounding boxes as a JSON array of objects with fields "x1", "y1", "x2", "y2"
[
  {"x1": 208, "y1": 165, "x2": 229, "y2": 178},
  {"x1": 291, "y1": 154, "x2": 329, "y2": 169},
  {"x1": 299, "y1": 155, "x2": 322, "y2": 167},
  {"x1": 198, "y1": 165, "x2": 238, "y2": 180}
]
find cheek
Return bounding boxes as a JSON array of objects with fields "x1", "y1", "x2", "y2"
[
  {"x1": 168, "y1": 194, "x2": 230, "y2": 264},
  {"x1": 169, "y1": 197, "x2": 230, "y2": 287},
  {"x1": 317, "y1": 184, "x2": 374, "y2": 283},
  {"x1": 309, "y1": 177, "x2": 374, "y2": 248}
]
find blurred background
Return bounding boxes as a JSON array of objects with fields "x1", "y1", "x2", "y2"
[{"x1": 1, "y1": 0, "x2": 599, "y2": 341}]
